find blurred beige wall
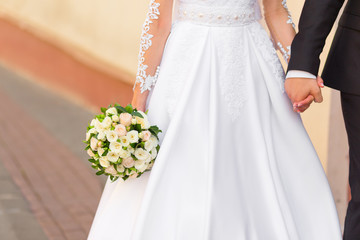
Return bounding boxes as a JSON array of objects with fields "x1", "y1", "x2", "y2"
[
  {"x1": 0, "y1": 0, "x2": 344, "y2": 170},
  {"x1": 0, "y1": 0, "x2": 149, "y2": 83}
]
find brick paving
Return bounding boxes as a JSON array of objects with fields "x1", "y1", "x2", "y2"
[{"x1": 0, "y1": 90, "x2": 103, "y2": 240}]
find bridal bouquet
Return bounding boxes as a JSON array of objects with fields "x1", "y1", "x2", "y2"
[{"x1": 84, "y1": 104, "x2": 161, "y2": 182}]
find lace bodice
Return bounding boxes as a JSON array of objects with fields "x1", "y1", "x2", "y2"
[{"x1": 133, "y1": 0, "x2": 295, "y2": 103}]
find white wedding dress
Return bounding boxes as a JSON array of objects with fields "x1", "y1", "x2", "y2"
[{"x1": 88, "y1": 0, "x2": 342, "y2": 239}]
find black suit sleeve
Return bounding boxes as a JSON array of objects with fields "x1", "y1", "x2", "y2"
[{"x1": 288, "y1": 0, "x2": 345, "y2": 76}]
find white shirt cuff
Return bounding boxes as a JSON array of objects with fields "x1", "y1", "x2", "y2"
[{"x1": 286, "y1": 70, "x2": 317, "y2": 79}]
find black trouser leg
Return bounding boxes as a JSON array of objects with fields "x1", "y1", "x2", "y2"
[{"x1": 341, "y1": 92, "x2": 360, "y2": 240}]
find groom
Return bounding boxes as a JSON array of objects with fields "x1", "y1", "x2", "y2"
[{"x1": 285, "y1": 0, "x2": 360, "y2": 239}]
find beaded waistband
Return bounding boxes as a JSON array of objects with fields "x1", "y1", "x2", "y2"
[{"x1": 174, "y1": 3, "x2": 262, "y2": 27}]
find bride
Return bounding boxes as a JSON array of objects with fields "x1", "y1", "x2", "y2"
[{"x1": 88, "y1": 0, "x2": 342, "y2": 239}]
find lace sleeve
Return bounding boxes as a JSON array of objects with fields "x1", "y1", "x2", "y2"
[
  {"x1": 263, "y1": 0, "x2": 296, "y2": 63},
  {"x1": 133, "y1": 0, "x2": 174, "y2": 93}
]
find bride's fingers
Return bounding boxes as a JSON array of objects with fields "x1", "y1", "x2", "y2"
[
  {"x1": 297, "y1": 103, "x2": 311, "y2": 113},
  {"x1": 293, "y1": 95, "x2": 314, "y2": 109},
  {"x1": 317, "y1": 76, "x2": 324, "y2": 88}
]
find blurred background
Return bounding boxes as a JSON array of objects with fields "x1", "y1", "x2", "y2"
[{"x1": 0, "y1": 0, "x2": 349, "y2": 239}]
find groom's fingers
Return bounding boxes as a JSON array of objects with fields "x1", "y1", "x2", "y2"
[
  {"x1": 317, "y1": 76, "x2": 325, "y2": 88},
  {"x1": 311, "y1": 87, "x2": 323, "y2": 103}
]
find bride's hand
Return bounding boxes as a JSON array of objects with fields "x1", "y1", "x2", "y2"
[
  {"x1": 131, "y1": 96, "x2": 147, "y2": 112},
  {"x1": 132, "y1": 84, "x2": 149, "y2": 112}
]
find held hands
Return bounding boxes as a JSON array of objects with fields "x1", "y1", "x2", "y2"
[{"x1": 285, "y1": 76, "x2": 325, "y2": 113}]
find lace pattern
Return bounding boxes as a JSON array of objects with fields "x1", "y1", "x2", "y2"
[
  {"x1": 217, "y1": 31, "x2": 248, "y2": 121},
  {"x1": 281, "y1": 0, "x2": 295, "y2": 29},
  {"x1": 134, "y1": 0, "x2": 161, "y2": 93},
  {"x1": 249, "y1": 23, "x2": 285, "y2": 93},
  {"x1": 277, "y1": 41, "x2": 291, "y2": 63}
]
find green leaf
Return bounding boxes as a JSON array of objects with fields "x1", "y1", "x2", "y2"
[
  {"x1": 132, "y1": 111, "x2": 143, "y2": 118},
  {"x1": 125, "y1": 105, "x2": 134, "y2": 113},
  {"x1": 135, "y1": 124, "x2": 142, "y2": 132},
  {"x1": 96, "y1": 114, "x2": 105, "y2": 121},
  {"x1": 103, "y1": 149, "x2": 109, "y2": 156},
  {"x1": 88, "y1": 158, "x2": 96, "y2": 163},
  {"x1": 130, "y1": 143, "x2": 137, "y2": 148},
  {"x1": 115, "y1": 106, "x2": 127, "y2": 113},
  {"x1": 101, "y1": 107, "x2": 107, "y2": 113},
  {"x1": 96, "y1": 171, "x2": 104, "y2": 176},
  {"x1": 84, "y1": 145, "x2": 90, "y2": 150}
]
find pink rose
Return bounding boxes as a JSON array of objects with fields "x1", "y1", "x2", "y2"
[
  {"x1": 114, "y1": 124, "x2": 127, "y2": 137},
  {"x1": 105, "y1": 165, "x2": 117, "y2": 175},
  {"x1": 122, "y1": 157, "x2": 135, "y2": 168},
  {"x1": 120, "y1": 113, "x2": 132, "y2": 127},
  {"x1": 140, "y1": 130, "x2": 151, "y2": 141},
  {"x1": 129, "y1": 172, "x2": 138, "y2": 179}
]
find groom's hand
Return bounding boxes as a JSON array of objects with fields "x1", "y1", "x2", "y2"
[
  {"x1": 292, "y1": 76, "x2": 325, "y2": 112},
  {"x1": 285, "y1": 77, "x2": 323, "y2": 112}
]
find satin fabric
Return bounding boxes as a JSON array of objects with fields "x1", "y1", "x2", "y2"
[{"x1": 88, "y1": 3, "x2": 342, "y2": 239}]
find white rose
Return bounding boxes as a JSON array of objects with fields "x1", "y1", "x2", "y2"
[
  {"x1": 119, "y1": 148, "x2": 131, "y2": 159},
  {"x1": 109, "y1": 142, "x2": 122, "y2": 153},
  {"x1": 90, "y1": 137, "x2": 98, "y2": 151},
  {"x1": 114, "y1": 124, "x2": 127, "y2": 137},
  {"x1": 139, "y1": 130, "x2": 151, "y2": 141},
  {"x1": 107, "y1": 151, "x2": 119, "y2": 163},
  {"x1": 135, "y1": 116, "x2": 150, "y2": 130},
  {"x1": 99, "y1": 157, "x2": 110, "y2": 168},
  {"x1": 106, "y1": 130, "x2": 118, "y2": 142},
  {"x1": 135, "y1": 160, "x2": 148, "y2": 172},
  {"x1": 106, "y1": 107, "x2": 117, "y2": 116},
  {"x1": 98, "y1": 147, "x2": 105, "y2": 157},
  {"x1": 105, "y1": 165, "x2": 117, "y2": 175},
  {"x1": 95, "y1": 119, "x2": 106, "y2": 132},
  {"x1": 120, "y1": 113, "x2": 132, "y2": 127},
  {"x1": 102, "y1": 116, "x2": 112, "y2": 129},
  {"x1": 119, "y1": 136, "x2": 130, "y2": 147},
  {"x1": 90, "y1": 119, "x2": 97, "y2": 126},
  {"x1": 87, "y1": 149, "x2": 95, "y2": 157},
  {"x1": 127, "y1": 130, "x2": 139, "y2": 143},
  {"x1": 145, "y1": 136, "x2": 158, "y2": 151},
  {"x1": 86, "y1": 128, "x2": 97, "y2": 141},
  {"x1": 116, "y1": 164, "x2": 125, "y2": 173},
  {"x1": 112, "y1": 115, "x2": 119, "y2": 122},
  {"x1": 97, "y1": 131, "x2": 106, "y2": 141},
  {"x1": 144, "y1": 155, "x2": 152, "y2": 163},
  {"x1": 131, "y1": 118, "x2": 137, "y2": 125},
  {"x1": 122, "y1": 157, "x2": 135, "y2": 168},
  {"x1": 134, "y1": 148, "x2": 151, "y2": 161},
  {"x1": 150, "y1": 147, "x2": 157, "y2": 160},
  {"x1": 127, "y1": 146, "x2": 135, "y2": 154}
]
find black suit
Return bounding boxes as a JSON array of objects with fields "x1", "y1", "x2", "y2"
[{"x1": 288, "y1": 0, "x2": 360, "y2": 239}]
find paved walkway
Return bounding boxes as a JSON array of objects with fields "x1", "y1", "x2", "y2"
[{"x1": 0, "y1": 63, "x2": 106, "y2": 240}]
